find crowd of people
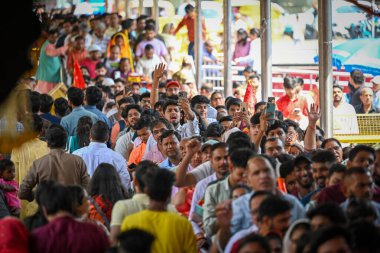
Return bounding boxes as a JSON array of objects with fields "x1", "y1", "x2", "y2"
[{"x1": 1, "y1": 5, "x2": 380, "y2": 253}]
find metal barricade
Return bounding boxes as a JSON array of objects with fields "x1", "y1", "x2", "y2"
[{"x1": 333, "y1": 114, "x2": 380, "y2": 144}]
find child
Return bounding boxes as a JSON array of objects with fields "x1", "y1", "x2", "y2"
[{"x1": 0, "y1": 159, "x2": 21, "y2": 216}]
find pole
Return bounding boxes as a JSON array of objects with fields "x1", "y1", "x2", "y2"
[
  {"x1": 195, "y1": 0, "x2": 202, "y2": 91},
  {"x1": 318, "y1": 0, "x2": 333, "y2": 137},
  {"x1": 223, "y1": 0, "x2": 232, "y2": 97},
  {"x1": 125, "y1": 0, "x2": 129, "y2": 18},
  {"x1": 115, "y1": 0, "x2": 119, "y2": 13},
  {"x1": 372, "y1": 0, "x2": 376, "y2": 38},
  {"x1": 139, "y1": 0, "x2": 144, "y2": 15},
  {"x1": 152, "y1": 0, "x2": 159, "y2": 33},
  {"x1": 260, "y1": 0, "x2": 272, "y2": 100}
]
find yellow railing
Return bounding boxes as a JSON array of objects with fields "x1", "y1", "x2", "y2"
[{"x1": 333, "y1": 114, "x2": 380, "y2": 144}]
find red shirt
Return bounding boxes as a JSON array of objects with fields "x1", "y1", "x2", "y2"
[
  {"x1": 67, "y1": 49, "x2": 87, "y2": 73},
  {"x1": 317, "y1": 183, "x2": 380, "y2": 204},
  {"x1": 83, "y1": 58, "x2": 100, "y2": 79},
  {"x1": 174, "y1": 15, "x2": 206, "y2": 42},
  {"x1": 276, "y1": 94, "x2": 308, "y2": 118}
]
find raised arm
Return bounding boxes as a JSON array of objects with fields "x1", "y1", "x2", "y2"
[
  {"x1": 304, "y1": 104, "x2": 321, "y2": 152},
  {"x1": 253, "y1": 111, "x2": 271, "y2": 152},
  {"x1": 150, "y1": 63, "x2": 166, "y2": 107},
  {"x1": 175, "y1": 138, "x2": 200, "y2": 187}
]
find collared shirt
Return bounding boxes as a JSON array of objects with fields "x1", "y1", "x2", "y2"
[
  {"x1": 135, "y1": 54, "x2": 162, "y2": 77},
  {"x1": 333, "y1": 102, "x2": 359, "y2": 134},
  {"x1": 143, "y1": 143, "x2": 165, "y2": 164},
  {"x1": 105, "y1": 25, "x2": 122, "y2": 38},
  {"x1": 111, "y1": 193, "x2": 177, "y2": 227},
  {"x1": 114, "y1": 131, "x2": 134, "y2": 159},
  {"x1": 135, "y1": 39, "x2": 168, "y2": 58},
  {"x1": 341, "y1": 199, "x2": 380, "y2": 225},
  {"x1": 19, "y1": 149, "x2": 90, "y2": 201},
  {"x1": 276, "y1": 94, "x2": 308, "y2": 118},
  {"x1": 60, "y1": 106, "x2": 99, "y2": 136},
  {"x1": 91, "y1": 34, "x2": 110, "y2": 54},
  {"x1": 84, "y1": 105, "x2": 112, "y2": 129},
  {"x1": 203, "y1": 176, "x2": 231, "y2": 236},
  {"x1": 189, "y1": 161, "x2": 214, "y2": 183},
  {"x1": 73, "y1": 142, "x2": 131, "y2": 189},
  {"x1": 189, "y1": 173, "x2": 218, "y2": 234},
  {"x1": 176, "y1": 118, "x2": 201, "y2": 139},
  {"x1": 230, "y1": 191, "x2": 305, "y2": 234},
  {"x1": 354, "y1": 103, "x2": 380, "y2": 114},
  {"x1": 159, "y1": 157, "x2": 179, "y2": 170}
]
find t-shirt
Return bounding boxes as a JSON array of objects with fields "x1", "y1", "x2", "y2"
[{"x1": 121, "y1": 210, "x2": 196, "y2": 253}]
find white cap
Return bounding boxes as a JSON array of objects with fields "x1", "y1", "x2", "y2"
[
  {"x1": 371, "y1": 76, "x2": 380, "y2": 85},
  {"x1": 88, "y1": 44, "x2": 101, "y2": 52},
  {"x1": 102, "y1": 77, "x2": 115, "y2": 87}
]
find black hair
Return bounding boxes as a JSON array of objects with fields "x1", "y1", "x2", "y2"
[
  {"x1": 47, "y1": 28, "x2": 59, "y2": 35},
  {"x1": 160, "y1": 129, "x2": 181, "y2": 143},
  {"x1": 140, "y1": 109, "x2": 160, "y2": 121},
  {"x1": 250, "y1": 112, "x2": 261, "y2": 125},
  {"x1": 191, "y1": 108, "x2": 207, "y2": 138},
  {"x1": 211, "y1": 91, "x2": 223, "y2": 100},
  {"x1": 121, "y1": 104, "x2": 142, "y2": 119},
  {"x1": 205, "y1": 122, "x2": 223, "y2": 138},
  {"x1": 219, "y1": 115, "x2": 232, "y2": 123},
  {"x1": 230, "y1": 184, "x2": 251, "y2": 198},
  {"x1": 121, "y1": 18, "x2": 134, "y2": 30},
  {"x1": 257, "y1": 195, "x2": 292, "y2": 221},
  {"x1": 185, "y1": 3, "x2": 195, "y2": 13},
  {"x1": 163, "y1": 99, "x2": 178, "y2": 113},
  {"x1": 296, "y1": 77, "x2": 304, "y2": 86},
  {"x1": 37, "y1": 180, "x2": 72, "y2": 215},
  {"x1": 76, "y1": 116, "x2": 92, "y2": 148},
  {"x1": 144, "y1": 43, "x2": 154, "y2": 51},
  {"x1": 191, "y1": 95, "x2": 210, "y2": 107},
  {"x1": 74, "y1": 35, "x2": 84, "y2": 41},
  {"x1": 46, "y1": 124, "x2": 67, "y2": 149},
  {"x1": 117, "y1": 229, "x2": 155, "y2": 253},
  {"x1": 328, "y1": 163, "x2": 346, "y2": 177},
  {"x1": 66, "y1": 185, "x2": 85, "y2": 217},
  {"x1": 85, "y1": 86, "x2": 102, "y2": 106},
  {"x1": 90, "y1": 121, "x2": 108, "y2": 143},
  {"x1": 135, "y1": 160, "x2": 159, "y2": 192},
  {"x1": 348, "y1": 220, "x2": 380, "y2": 252},
  {"x1": 32, "y1": 113, "x2": 44, "y2": 133},
  {"x1": 140, "y1": 92, "x2": 150, "y2": 101},
  {"x1": 226, "y1": 130, "x2": 250, "y2": 143},
  {"x1": 237, "y1": 28, "x2": 249, "y2": 46},
  {"x1": 145, "y1": 24, "x2": 155, "y2": 32},
  {"x1": 306, "y1": 202, "x2": 347, "y2": 225},
  {"x1": 248, "y1": 74, "x2": 260, "y2": 81},
  {"x1": 215, "y1": 105, "x2": 226, "y2": 110},
  {"x1": 145, "y1": 168, "x2": 175, "y2": 202},
  {"x1": 67, "y1": 87, "x2": 84, "y2": 107},
  {"x1": 230, "y1": 148, "x2": 255, "y2": 168},
  {"x1": 154, "y1": 100, "x2": 165, "y2": 111},
  {"x1": 29, "y1": 91, "x2": 41, "y2": 113},
  {"x1": 95, "y1": 62, "x2": 106, "y2": 70},
  {"x1": 150, "y1": 118, "x2": 172, "y2": 131},
  {"x1": 0, "y1": 159, "x2": 14, "y2": 174},
  {"x1": 39, "y1": 94, "x2": 54, "y2": 113},
  {"x1": 132, "y1": 94, "x2": 141, "y2": 104},
  {"x1": 134, "y1": 117, "x2": 151, "y2": 131},
  {"x1": 249, "y1": 28, "x2": 260, "y2": 37},
  {"x1": 54, "y1": 97, "x2": 69, "y2": 117},
  {"x1": 211, "y1": 142, "x2": 228, "y2": 154},
  {"x1": 226, "y1": 97, "x2": 242, "y2": 111},
  {"x1": 118, "y1": 97, "x2": 135, "y2": 107},
  {"x1": 283, "y1": 76, "x2": 297, "y2": 89},
  {"x1": 89, "y1": 163, "x2": 128, "y2": 204},
  {"x1": 236, "y1": 234, "x2": 271, "y2": 253},
  {"x1": 137, "y1": 14, "x2": 148, "y2": 23},
  {"x1": 279, "y1": 160, "x2": 295, "y2": 178},
  {"x1": 348, "y1": 145, "x2": 375, "y2": 162},
  {"x1": 254, "y1": 101, "x2": 266, "y2": 112},
  {"x1": 346, "y1": 199, "x2": 377, "y2": 224},
  {"x1": 350, "y1": 69, "x2": 364, "y2": 85},
  {"x1": 311, "y1": 150, "x2": 336, "y2": 164},
  {"x1": 321, "y1": 138, "x2": 342, "y2": 149},
  {"x1": 266, "y1": 120, "x2": 288, "y2": 136},
  {"x1": 308, "y1": 226, "x2": 351, "y2": 253}
]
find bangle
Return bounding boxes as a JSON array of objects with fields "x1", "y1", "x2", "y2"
[{"x1": 308, "y1": 125, "x2": 316, "y2": 130}]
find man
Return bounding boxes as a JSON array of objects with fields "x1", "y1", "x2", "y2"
[
  {"x1": 105, "y1": 13, "x2": 122, "y2": 37},
  {"x1": 105, "y1": 45, "x2": 121, "y2": 73},
  {"x1": 279, "y1": 160, "x2": 297, "y2": 194},
  {"x1": 371, "y1": 75, "x2": 380, "y2": 111},
  {"x1": 73, "y1": 121, "x2": 131, "y2": 189},
  {"x1": 56, "y1": 18, "x2": 72, "y2": 48},
  {"x1": 159, "y1": 130, "x2": 182, "y2": 170},
  {"x1": 190, "y1": 95, "x2": 217, "y2": 126},
  {"x1": 203, "y1": 40, "x2": 218, "y2": 65},
  {"x1": 66, "y1": 35, "x2": 87, "y2": 76},
  {"x1": 166, "y1": 80, "x2": 180, "y2": 98},
  {"x1": 332, "y1": 84, "x2": 359, "y2": 135},
  {"x1": 35, "y1": 29, "x2": 68, "y2": 94},
  {"x1": 140, "y1": 92, "x2": 151, "y2": 111},
  {"x1": 203, "y1": 148, "x2": 253, "y2": 237},
  {"x1": 83, "y1": 45, "x2": 102, "y2": 79},
  {"x1": 143, "y1": 119, "x2": 171, "y2": 164},
  {"x1": 340, "y1": 167, "x2": 380, "y2": 224},
  {"x1": 276, "y1": 76, "x2": 308, "y2": 119},
  {"x1": 128, "y1": 117, "x2": 151, "y2": 166},
  {"x1": 60, "y1": 87, "x2": 99, "y2": 136},
  {"x1": 348, "y1": 69, "x2": 365, "y2": 107},
  {"x1": 264, "y1": 137, "x2": 285, "y2": 160},
  {"x1": 135, "y1": 25, "x2": 169, "y2": 63},
  {"x1": 39, "y1": 94, "x2": 61, "y2": 124},
  {"x1": 110, "y1": 161, "x2": 177, "y2": 246},
  {"x1": 226, "y1": 98, "x2": 242, "y2": 117},
  {"x1": 266, "y1": 121, "x2": 288, "y2": 145},
  {"x1": 19, "y1": 125, "x2": 90, "y2": 202},
  {"x1": 135, "y1": 44, "x2": 162, "y2": 82},
  {"x1": 210, "y1": 91, "x2": 225, "y2": 109},
  {"x1": 84, "y1": 86, "x2": 112, "y2": 129},
  {"x1": 174, "y1": 4, "x2": 206, "y2": 58},
  {"x1": 355, "y1": 87, "x2": 380, "y2": 114},
  {"x1": 292, "y1": 155, "x2": 315, "y2": 206},
  {"x1": 230, "y1": 155, "x2": 305, "y2": 234},
  {"x1": 30, "y1": 181, "x2": 109, "y2": 253},
  {"x1": 327, "y1": 163, "x2": 346, "y2": 187},
  {"x1": 307, "y1": 202, "x2": 347, "y2": 231},
  {"x1": 308, "y1": 226, "x2": 351, "y2": 253},
  {"x1": 91, "y1": 21, "x2": 110, "y2": 55},
  {"x1": 121, "y1": 169, "x2": 197, "y2": 253}
]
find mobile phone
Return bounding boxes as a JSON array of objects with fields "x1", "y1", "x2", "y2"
[
  {"x1": 195, "y1": 204, "x2": 203, "y2": 217},
  {"x1": 114, "y1": 71, "x2": 121, "y2": 79},
  {"x1": 266, "y1": 97, "x2": 276, "y2": 125},
  {"x1": 179, "y1": 91, "x2": 188, "y2": 99},
  {"x1": 241, "y1": 102, "x2": 248, "y2": 112}
]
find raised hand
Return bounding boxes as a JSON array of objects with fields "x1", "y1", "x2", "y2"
[
  {"x1": 215, "y1": 200, "x2": 232, "y2": 229},
  {"x1": 259, "y1": 108, "x2": 272, "y2": 133},
  {"x1": 153, "y1": 63, "x2": 166, "y2": 83},
  {"x1": 186, "y1": 138, "x2": 201, "y2": 156},
  {"x1": 307, "y1": 103, "x2": 320, "y2": 125}
]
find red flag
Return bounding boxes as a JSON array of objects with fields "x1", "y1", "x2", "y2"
[
  {"x1": 72, "y1": 60, "x2": 86, "y2": 89},
  {"x1": 243, "y1": 80, "x2": 257, "y2": 113},
  {"x1": 277, "y1": 177, "x2": 288, "y2": 193}
]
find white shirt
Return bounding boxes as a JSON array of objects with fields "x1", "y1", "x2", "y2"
[
  {"x1": 73, "y1": 142, "x2": 131, "y2": 189},
  {"x1": 333, "y1": 102, "x2": 359, "y2": 134},
  {"x1": 135, "y1": 54, "x2": 162, "y2": 78}
]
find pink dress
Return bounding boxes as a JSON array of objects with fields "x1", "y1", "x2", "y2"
[{"x1": 0, "y1": 179, "x2": 21, "y2": 209}]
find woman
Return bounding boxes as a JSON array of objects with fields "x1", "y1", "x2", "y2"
[
  {"x1": 282, "y1": 219, "x2": 311, "y2": 253},
  {"x1": 232, "y1": 28, "x2": 253, "y2": 68},
  {"x1": 88, "y1": 163, "x2": 128, "y2": 229},
  {"x1": 107, "y1": 32, "x2": 134, "y2": 71},
  {"x1": 67, "y1": 116, "x2": 92, "y2": 153}
]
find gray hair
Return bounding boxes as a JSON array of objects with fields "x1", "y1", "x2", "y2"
[{"x1": 95, "y1": 22, "x2": 106, "y2": 31}]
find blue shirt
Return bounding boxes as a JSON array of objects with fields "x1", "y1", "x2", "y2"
[
  {"x1": 60, "y1": 106, "x2": 99, "y2": 136},
  {"x1": 159, "y1": 158, "x2": 178, "y2": 170},
  {"x1": 40, "y1": 113, "x2": 61, "y2": 125},
  {"x1": 73, "y1": 142, "x2": 131, "y2": 189},
  {"x1": 230, "y1": 191, "x2": 306, "y2": 234},
  {"x1": 84, "y1": 105, "x2": 112, "y2": 129}
]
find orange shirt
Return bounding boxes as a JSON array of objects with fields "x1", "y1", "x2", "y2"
[
  {"x1": 174, "y1": 15, "x2": 206, "y2": 42},
  {"x1": 276, "y1": 94, "x2": 308, "y2": 118},
  {"x1": 67, "y1": 49, "x2": 87, "y2": 73},
  {"x1": 128, "y1": 142, "x2": 146, "y2": 166}
]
